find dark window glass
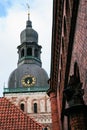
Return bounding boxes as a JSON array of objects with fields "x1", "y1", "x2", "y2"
[
  {"x1": 34, "y1": 103, "x2": 37, "y2": 113},
  {"x1": 27, "y1": 48, "x2": 32, "y2": 56},
  {"x1": 20, "y1": 103, "x2": 24, "y2": 111}
]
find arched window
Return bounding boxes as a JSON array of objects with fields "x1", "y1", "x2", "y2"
[
  {"x1": 44, "y1": 127, "x2": 48, "y2": 130},
  {"x1": 64, "y1": 16, "x2": 67, "y2": 36},
  {"x1": 21, "y1": 49, "x2": 24, "y2": 58},
  {"x1": 74, "y1": 62, "x2": 80, "y2": 82},
  {"x1": 62, "y1": 37, "x2": 64, "y2": 53},
  {"x1": 27, "y1": 48, "x2": 32, "y2": 56},
  {"x1": 34, "y1": 103, "x2": 37, "y2": 113},
  {"x1": 20, "y1": 103, "x2": 24, "y2": 111}
]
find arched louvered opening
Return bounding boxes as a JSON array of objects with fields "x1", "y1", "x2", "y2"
[{"x1": 27, "y1": 47, "x2": 32, "y2": 56}]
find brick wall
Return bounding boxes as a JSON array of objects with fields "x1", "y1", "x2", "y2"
[
  {"x1": 70, "y1": 113, "x2": 86, "y2": 130},
  {"x1": 49, "y1": 0, "x2": 87, "y2": 129},
  {"x1": 70, "y1": 0, "x2": 87, "y2": 104}
]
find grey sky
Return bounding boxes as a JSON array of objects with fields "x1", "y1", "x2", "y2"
[{"x1": 0, "y1": 0, "x2": 53, "y2": 97}]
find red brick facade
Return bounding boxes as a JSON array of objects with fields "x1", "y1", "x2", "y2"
[
  {"x1": 70, "y1": 0, "x2": 87, "y2": 104},
  {"x1": 49, "y1": 91, "x2": 60, "y2": 130},
  {"x1": 48, "y1": 0, "x2": 87, "y2": 130}
]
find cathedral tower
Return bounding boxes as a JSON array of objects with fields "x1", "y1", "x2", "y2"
[{"x1": 4, "y1": 12, "x2": 52, "y2": 130}]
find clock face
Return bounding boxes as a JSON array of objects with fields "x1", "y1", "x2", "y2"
[{"x1": 21, "y1": 75, "x2": 36, "y2": 87}]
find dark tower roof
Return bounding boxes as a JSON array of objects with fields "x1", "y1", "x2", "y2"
[
  {"x1": 7, "y1": 16, "x2": 49, "y2": 91},
  {"x1": 8, "y1": 64, "x2": 49, "y2": 89},
  {"x1": 20, "y1": 20, "x2": 38, "y2": 44},
  {"x1": 17, "y1": 18, "x2": 42, "y2": 67}
]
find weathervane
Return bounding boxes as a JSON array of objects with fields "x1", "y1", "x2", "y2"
[{"x1": 26, "y1": 2, "x2": 30, "y2": 20}]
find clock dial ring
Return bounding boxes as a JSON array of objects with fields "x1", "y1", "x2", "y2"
[{"x1": 21, "y1": 75, "x2": 36, "y2": 87}]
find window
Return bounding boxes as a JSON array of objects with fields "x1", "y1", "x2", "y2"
[
  {"x1": 64, "y1": 16, "x2": 67, "y2": 36},
  {"x1": 20, "y1": 103, "x2": 24, "y2": 111},
  {"x1": 44, "y1": 128, "x2": 48, "y2": 130},
  {"x1": 34, "y1": 103, "x2": 37, "y2": 113},
  {"x1": 27, "y1": 48, "x2": 32, "y2": 56},
  {"x1": 74, "y1": 62, "x2": 80, "y2": 82}
]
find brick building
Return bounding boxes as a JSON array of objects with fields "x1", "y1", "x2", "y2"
[{"x1": 48, "y1": 0, "x2": 87, "y2": 130}]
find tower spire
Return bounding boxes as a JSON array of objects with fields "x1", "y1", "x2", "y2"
[
  {"x1": 26, "y1": 2, "x2": 32, "y2": 28},
  {"x1": 26, "y1": 3, "x2": 30, "y2": 20}
]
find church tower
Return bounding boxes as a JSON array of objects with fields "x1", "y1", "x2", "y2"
[{"x1": 4, "y1": 10, "x2": 52, "y2": 130}]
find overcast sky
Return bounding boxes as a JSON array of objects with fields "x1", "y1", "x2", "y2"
[{"x1": 0, "y1": 0, "x2": 53, "y2": 97}]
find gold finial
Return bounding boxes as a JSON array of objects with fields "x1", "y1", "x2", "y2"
[{"x1": 26, "y1": 3, "x2": 30, "y2": 20}]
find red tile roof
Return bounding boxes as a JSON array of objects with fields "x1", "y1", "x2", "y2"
[{"x1": 0, "y1": 97, "x2": 43, "y2": 130}]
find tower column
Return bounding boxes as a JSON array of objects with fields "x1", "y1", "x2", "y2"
[
  {"x1": 25, "y1": 47, "x2": 27, "y2": 57},
  {"x1": 32, "y1": 47, "x2": 35, "y2": 57},
  {"x1": 38, "y1": 48, "x2": 41, "y2": 59}
]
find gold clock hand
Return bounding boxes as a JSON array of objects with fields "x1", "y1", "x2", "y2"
[{"x1": 27, "y1": 80, "x2": 30, "y2": 84}]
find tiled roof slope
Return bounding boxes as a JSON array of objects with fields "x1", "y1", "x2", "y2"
[{"x1": 0, "y1": 97, "x2": 43, "y2": 130}]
